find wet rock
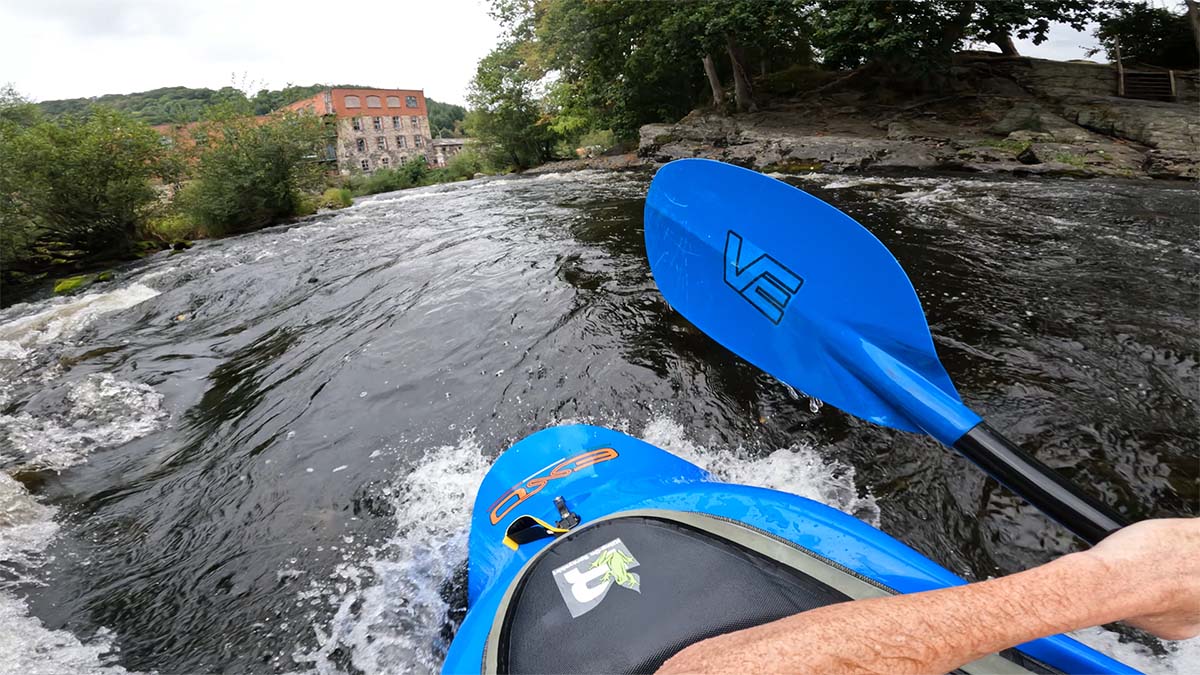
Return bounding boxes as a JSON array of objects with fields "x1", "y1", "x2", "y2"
[
  {"x1": 171, "y1": 240, "x2": 194, "y2": 251},
  {"x1": 96, "y1": 270, "x2": 114, "y2": 282},
  {"x1": 1145, "y1": 149, "x2": 1200, "y2": 180},
  {"x1": 57, "y1": 344, "x2": 126, "y2": 368},
  {"x1": 1016, "y1": 146, "x2": 1041, "y2": 165},
  {"x1": 53, "y1": 274, "x2": 95, "y2": 295}
]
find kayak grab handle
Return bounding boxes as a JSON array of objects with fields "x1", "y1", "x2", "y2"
[{"x1": 502, "y1": 515, "x2": 570, "y2": 550}]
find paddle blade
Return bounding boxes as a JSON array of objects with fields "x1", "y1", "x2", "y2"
[{"x1": 644, "y1": 159, "x2": 966, "y2": 437}]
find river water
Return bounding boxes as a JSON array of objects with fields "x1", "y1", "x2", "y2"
[{"x1": 0, "y1": 169, "x2": 1196, "y2": 674}]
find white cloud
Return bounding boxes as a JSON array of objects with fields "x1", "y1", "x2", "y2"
[
  {"x1": 1, "y1": 0, "x2": 503, "y2": 105},
  {"x1": 1014, "y1": 22, "x2": 1104, "y2": 62}
]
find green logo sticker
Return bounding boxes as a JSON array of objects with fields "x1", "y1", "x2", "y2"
[{"x1": 552, "y1": 538, "x2": 641, "y2": 617}]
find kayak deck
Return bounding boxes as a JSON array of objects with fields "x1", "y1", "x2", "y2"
[{"x1": 441, "y1": 425, "x2": 1138, "y2": 675}]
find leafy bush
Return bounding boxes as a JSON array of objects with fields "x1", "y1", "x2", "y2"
[
  {"x1": 355, "y1": 168, "x2": 407, "y2": 195},
  {"x1": 295, "y1": 194, "x2": 320, "y2": 217},
  {"x1": 0, "y1": 104, "x2": 175, "y2": 260},
  {"x1": 180, "y1": 109, "x2": 326, "y2": 232},
  {"x1": 348, "y1": 157, "x2": 433, "y2": 196},
  {"x1": 142, "y1": 211, "x2": 200, "y2": 242},
  {"x1": 320, "y1": 188, "x2": 353, "y2": 209},
  {"x1": 576, "y1": 129, "x2": 617, "y2": 156},
  {"x1": 444, "y1": 150, "x2": 484, "y2": 180}
]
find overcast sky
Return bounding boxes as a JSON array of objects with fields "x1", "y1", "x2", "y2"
[
  {"x1": 2, "y1": 0, "x2": 1102, "y2": 106},
  {"x1": 1, "y1": 0, "x2": 503, "y2": 105}
]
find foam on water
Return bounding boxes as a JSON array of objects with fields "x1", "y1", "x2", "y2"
[
  {"x1": 0, "y1": 476, "x2": 129, "y2": 675},
  {"x1": 0, "y1": 283, "x2": 164, "y2": 674},
  {"x1": 0, "y1": 283, "x2": 159, "y2": 349},
  {"x1": 0, "y1": 374, "x2": 166, "y2": 471},
  {"x1": 294, "y1": 435, "x2": 492, "y2": 675},
  {"x1": 640, "y1": 416, "x2": 880, "y2": 526}
]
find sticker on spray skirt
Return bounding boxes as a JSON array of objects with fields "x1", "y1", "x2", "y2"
[{"x1": 551, "y1": 538, "x2": 641, "y2": 618}]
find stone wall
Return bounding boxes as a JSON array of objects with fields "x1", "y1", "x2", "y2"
[
  {"x1": 335, "y1": 114, "x2": 433, "y2": 174},
  {"x1": 960, "y1": 53, "x2": 1200, "y2": 104}
]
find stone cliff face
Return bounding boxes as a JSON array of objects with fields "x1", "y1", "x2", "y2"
[{"x1": 638, "y1": 55, "x2": 1199, "y2": 180}]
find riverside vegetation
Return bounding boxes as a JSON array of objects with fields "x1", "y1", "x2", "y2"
[{"x1": 0, "y1": 87, "x2": 485, "y2": 296}]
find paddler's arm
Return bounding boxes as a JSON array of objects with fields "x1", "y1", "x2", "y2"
[{"x1": 656, "y1": 518, "x2": 1200, "y2": 675}]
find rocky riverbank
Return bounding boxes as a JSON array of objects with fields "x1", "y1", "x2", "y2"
[{"x1": 634, "y1": 54, "x2": 1198, "y2": 180}]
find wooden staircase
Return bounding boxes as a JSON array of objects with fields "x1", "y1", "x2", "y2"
[{"x1": 1120, "y1": 70, "x2": 1177, "y2": 101}]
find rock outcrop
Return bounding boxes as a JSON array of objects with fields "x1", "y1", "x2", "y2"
[{"x1": 638, "y1": 55, "x2": 1199, "y2": 180}]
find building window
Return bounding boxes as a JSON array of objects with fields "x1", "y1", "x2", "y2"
[
  {"x1": 352, "y1": 117, "x2": 362, "y2": 131},
  {"x1": 387, "y1": 96, "x2": 401, "y2": 107},
  {"x1": 391, "y1": 116, "x2": 401, "y2": 129},
  {"x1": 366, "y1": 95, "x2": 381, "y2": 108},
  {"x1": 356, "y1": 138, "x2": 366, "y2": 152},
  {"x1": 406, "y1": 95, "x2": 418, "y2": 108},
  {"x1": 410, "y1": 115, "x2": 419, "y2": 129},
  {"x1": 381, "y1": 156, "x2": 390, "y2": 167},
  {"x1": 361, "y1": 159, "x2": 370, "y2": 170},
  {"x1": 396, "y1": 135, "x2": 406, "y2": 148},
  {"x1": 413, "y1": 135, "x2": 423, "y2": 148},
  {"x1": 345, "y1": 95, "x2": 361, "y2": 108},
  {"x1": 377, "y1": 136, "x2": 387, "y2": 150},
  {"x1": 372, "y1": 117, "x2": 382, "y2": 131}
]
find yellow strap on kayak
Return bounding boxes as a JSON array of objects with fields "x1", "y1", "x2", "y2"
[{"x1": 503, "y1": 515, "x2": 570, "y2": 550}]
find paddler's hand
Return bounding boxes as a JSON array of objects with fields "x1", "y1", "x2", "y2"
[{"x1": 1083, "y1": 517, "x2": 1200, "y2": 641}]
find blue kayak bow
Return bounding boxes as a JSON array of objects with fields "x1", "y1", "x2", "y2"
[{"x1": 644, "y1": 158, "x2": 1125, "y2": 545}]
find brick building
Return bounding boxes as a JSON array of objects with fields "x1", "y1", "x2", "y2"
[
  {"x1": 285, "y1": 88, "x2": 433, "y2": 174},
  {"x1": 431, "y1": 138, "x2": 470, "y2": 167}
]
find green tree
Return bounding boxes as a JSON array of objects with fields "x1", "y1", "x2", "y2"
[
  {"x1": 657, "y1": 0, "x2": 814, "y2": 112},
  {"x1": 1, "y1": 84, "x2": 42, "y2": 127},
  {"x1": 180, "y1": 108, "x2": 326, "y2": 233},
  {"x1": 1, "y1": 86, "x2": 44, "y2": 270},
  {"x1": 814, "y1": 0, "x2": 1098, "y2": 73},
  {"x1": 427, "y1": 99, "x2": 467, "y2": 137},
  {"x1": 487, "y1": 0, "x2": 811, "y2": 140},
  {"x1": 465, "y1": 40, "x2": 558, "y2": 169},
  {"x1": 1, "y1": 106, "x2": 174, "y2": 260},
  {"x1": 1094, "y1": 3, "x2": 1198, "y2": 69}
]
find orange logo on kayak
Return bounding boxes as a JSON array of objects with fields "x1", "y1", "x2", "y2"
[{"x1": 489, "y1": 448, "x2": 618, "y2": 525}]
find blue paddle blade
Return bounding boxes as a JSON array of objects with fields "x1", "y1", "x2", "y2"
[{"x1": 645, "y1": 159, "x2": 980, "y2": 444}]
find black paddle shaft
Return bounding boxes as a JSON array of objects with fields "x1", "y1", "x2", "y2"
[{"x1": 954, "y1": 423, "x2": 1127, "y2": 545}]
